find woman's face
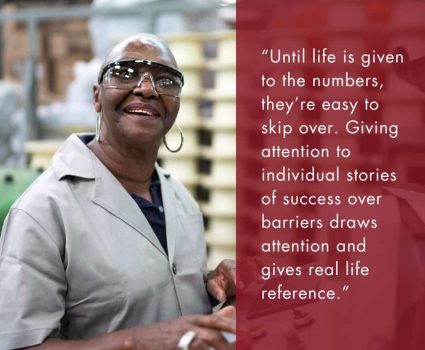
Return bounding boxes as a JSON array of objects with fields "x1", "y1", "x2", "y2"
[{"x1": 93, "y1": 38, "x2": 180, "y2": 152}]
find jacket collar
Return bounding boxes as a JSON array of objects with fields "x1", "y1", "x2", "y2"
[
  {"x1": 52, "y1": 133, "x2": 176, "y2": 260},
  {"x1": 52, "y1": 133, "x2": 96, "y2": 180}
]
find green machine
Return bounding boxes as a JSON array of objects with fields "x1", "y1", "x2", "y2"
[{"x1": 0, "y1": 167, "x2": 41, "y2": 231}]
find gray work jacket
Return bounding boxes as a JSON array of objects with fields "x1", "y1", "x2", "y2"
[{"x1": 0, "y1": 134, "x2": 211, "y2": 349}]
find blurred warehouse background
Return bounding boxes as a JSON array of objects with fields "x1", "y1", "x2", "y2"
[{"x1": 0, "y1": 0, "x2": 236, "y2": 268}]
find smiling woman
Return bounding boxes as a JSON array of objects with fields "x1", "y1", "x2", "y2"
[
  {"x1": 0, "y1": 33, "x2": 236, "y2": 350},
  {"x1": 91, "y1": 34, "x2": 182, "y2": 159}
]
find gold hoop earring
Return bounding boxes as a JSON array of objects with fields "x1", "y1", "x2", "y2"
[
  {"x1": 163, "y1": 123, "x2": 184, "y2": 153},
  {"x1": 96, "y1": 113, "x2": 102, "y2": 142}
]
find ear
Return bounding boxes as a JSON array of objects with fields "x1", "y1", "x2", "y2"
[{"x1": 93, "y1": 84, "x2": 101, "y2": 112}]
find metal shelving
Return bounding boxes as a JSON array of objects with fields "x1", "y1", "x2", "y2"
[{"x1": 0, "y1": 0, "x2": 235, "y2": 138}]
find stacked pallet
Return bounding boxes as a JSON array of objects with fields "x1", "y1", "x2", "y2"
[
  {"x1": 160, "y1": 31, "x2": 236, "y2": 268},
  {"x1": 1, "y1": 4, "x2": 93, "y2": 102}
]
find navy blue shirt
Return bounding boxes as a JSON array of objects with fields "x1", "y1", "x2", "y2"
[
  {"x1": 130, "y1": 171, "x2": 167, "y2": 254},
  {"x1": 78, "y1": 135, "x2": 168, "y2": 254}
]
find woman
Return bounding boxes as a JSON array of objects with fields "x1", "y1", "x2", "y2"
[{"x1": 0, "y1": 33, "x2": 236, "y2": 349}]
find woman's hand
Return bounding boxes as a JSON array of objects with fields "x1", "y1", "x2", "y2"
[
  {"x1": 111, "y1": 306, "x2": 237, "y2": 350},
  {"x1": 163, "y1": 306, "x2": 236, "y2": 350},
  {"x1": 27, "y1": 307, "x2": 236, "y2": 350},
  {"x1": 206, "y1": 259, "x2": 236, "y2": 303}
]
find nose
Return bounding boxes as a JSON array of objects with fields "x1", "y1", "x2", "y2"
[{"x1": 133, "y1": 72, "x2": 159, "y2": 97}]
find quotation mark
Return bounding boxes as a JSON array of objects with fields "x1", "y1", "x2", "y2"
[
  {"x1": 337, "y1": 285, "x2": 350, "y2": 299},
  {"x1": 262, "y1": 48, "x2": 269, "y2": 55}
]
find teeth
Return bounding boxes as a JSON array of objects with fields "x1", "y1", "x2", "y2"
[{"x1": 126, "y1": 109, "x2": 154, "y2": 115}]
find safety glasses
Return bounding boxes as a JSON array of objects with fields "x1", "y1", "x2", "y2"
[{"x1": 99, "y1": 59, "x2": 184, "y2": 97}]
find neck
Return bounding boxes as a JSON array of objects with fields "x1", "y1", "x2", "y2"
[{"x1": 88, "y1": 138, "x2": 158, "y2": 199}]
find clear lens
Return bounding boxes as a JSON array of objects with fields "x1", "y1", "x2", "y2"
[{"x1": 103, "y1": 62, "x2": 182, "y2": 97}]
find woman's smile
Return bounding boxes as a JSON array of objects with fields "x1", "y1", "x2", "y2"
[{"x1": 122, "y1": 102, "x2": 161, "y2": 118}]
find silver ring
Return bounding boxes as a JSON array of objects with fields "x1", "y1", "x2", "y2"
[{"x1": 178, "y1": 330, "x2": 197, "y2": 350}]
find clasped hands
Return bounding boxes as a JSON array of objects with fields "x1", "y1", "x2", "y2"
[{"x1": 140, "y1": 259, "x2": 237, "y2": 350}]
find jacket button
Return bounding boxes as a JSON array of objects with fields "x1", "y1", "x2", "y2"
[{"x1": 172, "y1": 263, "x2": 177, "y2": 275}]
